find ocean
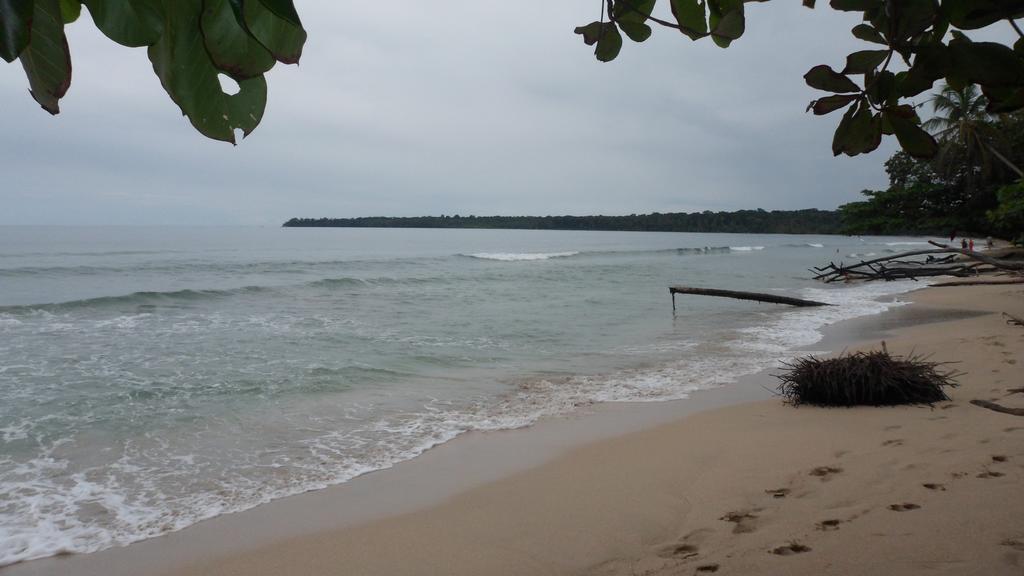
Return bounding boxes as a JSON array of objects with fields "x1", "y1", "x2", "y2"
[{"x1": 0, "y1": 226, "x2": 937, "y2": 566}]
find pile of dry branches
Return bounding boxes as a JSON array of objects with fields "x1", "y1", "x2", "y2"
[
  {"x1": 812, "y1": 242, "x2": 1024, "y2": 284},
  {"x1": 777, "y1": 349, "x2": 959, "y2": 407}
]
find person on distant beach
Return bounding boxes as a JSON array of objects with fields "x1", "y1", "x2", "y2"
[
  {"x1": 950, "y1": 230, "x2": 957, "y2": 242},
  {"x1": 961, "y1": 238, "x2": 968, "y2": 250},
  {"x1": 969, "y1": 238, "x2": 975, "y2": 251},
  {"x1": 987, "y1": 236, "x2": 994, "y2": 249}
]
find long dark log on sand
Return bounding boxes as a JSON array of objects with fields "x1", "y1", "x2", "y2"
[{"x1": 670, "y1": 286, "x2": 831, "y2": 310}]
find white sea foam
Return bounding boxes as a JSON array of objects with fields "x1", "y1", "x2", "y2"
[
  {"x1": 885, "y1": 241, "x2": 930, "y2": 246},
  {"x1": 807, "y1": 243, "x2": 824, "y2": 248},
  {"x1": 729, "y1": 246, "x2": 765, "y2": 251},
  {"x1": 465, "y1": 251, "x2": 580, "y2": 261}
]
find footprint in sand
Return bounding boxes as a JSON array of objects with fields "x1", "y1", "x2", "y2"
[
  {"x1": 882, "y1": 439, "x2": 904, "y2": 447},
  {"x1": 923, "y1": 483, "x2": 946, "y2": 491},
  {"x1": 817, "y1": 519, "x2": 842, "y2": 531},
  {"x1": 993, "y1": 455, "x2": 1009, "y2": 463},
  {"x1": 978, "y1": 470, "x2": 1005, "y2": 479},
  {"x1": 696, "y1": 564, "x2": 720, "y2": 573},
  {"x1": 765, "y1": 488, "x2": 790, "y2": 499},
  {"x1": 809, "y1": 466, "x2": 842, "y2": 481},
  {"x1": 888, "y1": 503, "x2": 921, "y2": 512},
  {"x1": 884, "y1": 425, "x2": 902, "y2": 431},
  {"x1": 1002, "y1": 539, "x2": 1024, "y2": 552},
  {"x1": 665, "y1": 543, "x2": 699, "y2": 559},
  {"x1": 771, "y1": 542, "x2": 811, "y2": 556},
  {"x1": 720, "y1": 510, "x2": 760, "y2": 534}
]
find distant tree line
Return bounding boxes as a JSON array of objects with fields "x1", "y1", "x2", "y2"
[{"x1": 283, "y1": 209, "x2": 842, "y2": 234}]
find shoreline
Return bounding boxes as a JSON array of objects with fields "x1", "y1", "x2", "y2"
[{"x1": 6, "y1": 283, "x2": 1023, "y2": 576}]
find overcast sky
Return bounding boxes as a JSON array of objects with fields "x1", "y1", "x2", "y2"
[{"x1": 1, "y1": 1, "x2": 913, "y2": 225}]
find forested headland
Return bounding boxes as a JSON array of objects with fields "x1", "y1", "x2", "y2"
[
  {"x1": 283, "y1": 209, "x2": 842, "y2": 234},
  {"x1": 286, "y1": 88, "x2": 1024, "y2": 244}
]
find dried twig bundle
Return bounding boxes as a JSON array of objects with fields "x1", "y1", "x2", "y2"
[{"x1": 777, "y1": 349, "x2": 959, "y2": 407}]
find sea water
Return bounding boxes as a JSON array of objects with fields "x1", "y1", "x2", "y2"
[{"x1": 0, "y1": 226, "x2": 938, "y2": 565}]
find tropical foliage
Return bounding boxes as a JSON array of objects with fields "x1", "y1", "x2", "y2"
[
  {"x1": 577, "y1": 1, "x2": 1024, "y2": 159},
  {"x1": 0, "y1": 0, "x2": 305, "y2": 144},
  {"x1": 839, "y1": 86, "x2": 1024, "y2": 238}
]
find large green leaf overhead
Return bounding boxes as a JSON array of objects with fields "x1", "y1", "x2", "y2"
[
  {"x1": 573, "y1": 0, "x2": 1024, "y2": 160},
  {"x1": 0, "y1": 0, "x2": 34, "y2": 62},
  {"x1": 19, "y1": 0, "x2": 72, "y2": 114},
  {"x1": 3, "y1": 0, "x2": 303, "y2": 142},
  {"x1": 149, "y1": 0, "x2": 267, "y2": 143}
]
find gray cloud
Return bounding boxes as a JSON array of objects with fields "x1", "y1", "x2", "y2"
[{"x1": 1, "y1": 1, "x2": 926, "y2": 224}]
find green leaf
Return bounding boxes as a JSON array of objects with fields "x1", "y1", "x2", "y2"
[
  {"x1": 619, "y1": 21, "x2": 652, "y2": 43},
  {"x1": 0, "y1": 0, "x2": 33, "y2": 62},
  {"x1": 243, "y1": 0, "x2": 306, "y2": 64},
  {"x1": 81, "y1": 0, "x2": 163, "y2": 47},
  {"x1": 59, "y1": 0, "x2": 81, "y2": 23},
  {"x1": 851, "y1": 23, "x2": 886, "y2": 45},
  {"x1": 595, "y1": 22, "x2": 623, "y2": 62},
  {"x1": 809, "y1": 93, "x2": 858, "y2": 115},
  {"x1": 804, "y1": 65, "x2": 861, "y2": 93},
  {"x1": 256, "y1": 0, "x2": 301, "y2": 28},
  {"x1": 18, "y1": 0, "x2": 71, "y2": 114},
  {"x1": 948, "y1": 40, "x2": 1024, "y2": 87},
  {"x1": 898, "y1": 44, "x2": 948, "y2": 96},
  {"x1": 201, "y1": 0, "x2": 275, "y2": 79},
  {"x1": 842, "y1": 49, "x2": 888, "y2": 74},
  {"x1": 669, "y1": 0, "x2": 708, "y2": 40},
  {"x1": 830, "y1": 0, "x2": 881, "y2": 11},
  {"x1": 865, "y1": 69, "x2": 895, "y2": 105},
  {"x1": 832, "y1": 102, "x2": 882, "y2": 156},
  {"x1": 574, "y1": 21, "x2": 603, "y2": 46},
  {"x1": 614, "y1": 0, "x2": 656, "y2": 24},
  {"x1": 149, "y1": 0, "x2": 267, "y2": 143},
  {"x1": 944, "y1": 0, "x2": 1024, "y2": 30},
  {"x1": 886, "y1": 111, "x2": 937, "y2": 158},
  {"x1": 892, "y1": 0, "x2": 936, "y2": 42},
  {"x1": 708, "y1": 0, "x2": 743, "y2": 48},
  {"x1": 981, "y1": 85, "x2": 1024, "y2": 113}
]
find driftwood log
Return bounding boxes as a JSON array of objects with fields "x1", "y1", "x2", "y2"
[
  {"x1": 971, "y1": 399, "x2": 1024, "y2": 417},
  {"x1": 1005, "y1": 312, "x2": 1024, "y2": 327},
  {"x1": 670, "y1": 286, "x2": 831, "y2": 310}
]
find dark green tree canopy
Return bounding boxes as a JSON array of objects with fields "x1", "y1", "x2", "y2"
[
  {"x1": 575, "y1": 0, "x2": 1024, "y2": 159},
  {"x1": 0, "y1": 0, "x2": 306, "y2": 144}
]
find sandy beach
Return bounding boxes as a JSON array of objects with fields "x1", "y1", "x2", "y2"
[{"x1": 8, "y1": 282, "x2": 1023, "y2": 576}]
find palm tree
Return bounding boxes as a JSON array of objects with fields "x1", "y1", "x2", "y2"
[{"x1": 923, "y1": 84, "x2": 1023, "y2": 188}]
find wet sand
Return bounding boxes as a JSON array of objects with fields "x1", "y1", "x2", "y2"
[{"x1": 8, "y1": 284, "x2": 1024, "y2": 576}]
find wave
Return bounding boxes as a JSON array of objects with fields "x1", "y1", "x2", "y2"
[
  {"x1": 884, "y1": 241, "x2": 930, "y2": 246},
  {"x1": 729, "y1": 246, "x2": 765, "y2": 251},
  {"x1": 462, "y1": 251, "x2": 580, "y2": 261},
  {"x1": 0, "y1": 286, "x2": 273, "y2": 314}
]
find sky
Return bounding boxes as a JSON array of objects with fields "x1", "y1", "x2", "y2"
[{"x1": 0, "y1": 1, "x2": 914, "y2": 225}]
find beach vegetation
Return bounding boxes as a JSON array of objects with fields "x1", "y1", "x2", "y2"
[
  {"x1": 839, "y1": 97, "x2": 1024, "y2": 237},
  {"x1": 0, "y1": 0, "x2": 305, "y2": 144},
  {"x1": 777, "y1": 349, "x2": 959, "y2": 407},
  {"x1": 3, "y1": 0, "x2": 1024, "y2": 154}
]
